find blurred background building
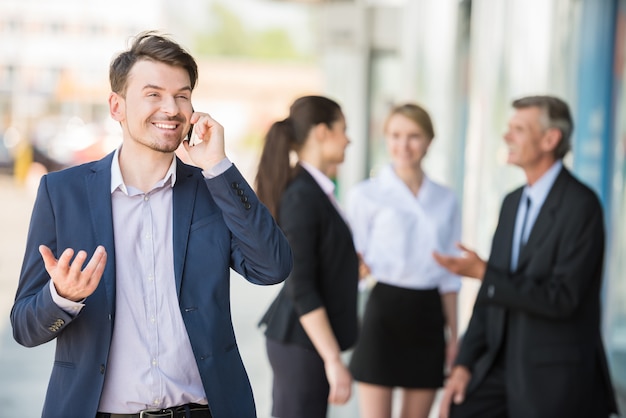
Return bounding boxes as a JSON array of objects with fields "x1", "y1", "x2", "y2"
[
  {"x1": 316, "y1": 0, "x2": 625, "y2": 413},
  {"x1": 1, "y1": 0, "x2": 625, "y2": 415}
]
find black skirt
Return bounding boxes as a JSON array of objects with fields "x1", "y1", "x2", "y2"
[{"x1": 349, "y1": 282, "x2": 445, "y2": 388}]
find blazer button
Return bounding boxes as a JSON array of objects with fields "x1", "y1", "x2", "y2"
[
  {"x1": 244, "y1": 202, "x2": 252, "y2": 210},
  {"x1": 237, "y1": 189, "x2": 244, "y2": 196},
  {"x1": 240, "y1": 195, "x2": 249, "y2": 203},
  {"x1": 100, "y1": 364, "x2": 105, "y2": 374},
  {"x1": 231, "y1": 182, "x2": 240, "y2": 189},
  {"x1": 487, "y1": 285, "x2": 495, "y2": 298}
]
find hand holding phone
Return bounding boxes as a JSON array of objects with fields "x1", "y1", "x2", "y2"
[
  {"x1": 186, "y1": 124, "x2": 202, "y2": 146},
  {"x1": 185, "y1": 108, "x2": 202, "y2": 146},
  {"x1": 182, "y1": 111, "x2": 227, "y2": 170}
]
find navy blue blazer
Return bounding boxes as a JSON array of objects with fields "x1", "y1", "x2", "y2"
[{"x1": 11, "y1": 152, "x2": 292, "y2": 418}]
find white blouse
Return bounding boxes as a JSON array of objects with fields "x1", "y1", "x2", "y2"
[{"x1": 347, "y1": 165, "x2": 462, "y2": 293}]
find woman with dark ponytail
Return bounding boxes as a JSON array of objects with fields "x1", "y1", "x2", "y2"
[{"x1": 257, "y1": 96, "x2": 360, "y2": 418}]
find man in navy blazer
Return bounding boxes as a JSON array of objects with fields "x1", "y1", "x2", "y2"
[
  {"x1": 10, "y1": 31, "x2": 292, "y2": 418},
  {"x1": 434, "y1": 96, "x2": 618, "y2": 418}
]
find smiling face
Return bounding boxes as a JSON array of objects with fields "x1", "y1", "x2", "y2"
[
  {"x1": 503, "y1": 106, "x2": 558, "y2": 176},
  {"x1": 385, "y1": 113, "x2": 432, "y2": 171},
  {"x1": 109, "y1": 59, "x2": 193, "y2": 154}
]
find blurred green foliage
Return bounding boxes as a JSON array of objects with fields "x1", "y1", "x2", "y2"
[{"x1": 195, "y1": 2, "x2": 311, "y2": 61}]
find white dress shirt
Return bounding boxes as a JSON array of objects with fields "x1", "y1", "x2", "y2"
[
  {"x1": 510, "y1": 160, "x2": 563, "y2": 271},
  {"x1": 347, "y1": 164, "x2": 461, "y2": 293}
]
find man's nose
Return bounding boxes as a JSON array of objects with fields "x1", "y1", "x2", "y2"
[{"x1": 160, "y1": 96, "x2": 180, "y2": 115}]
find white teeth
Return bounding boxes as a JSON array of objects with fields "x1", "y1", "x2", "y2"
[{"x1": 154, "y1": 123, "x2": 176, "y2": 130}]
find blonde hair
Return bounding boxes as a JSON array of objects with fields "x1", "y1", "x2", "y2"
[{"x1": 384, "y1": 103, "x2": 435, "y2": 140}]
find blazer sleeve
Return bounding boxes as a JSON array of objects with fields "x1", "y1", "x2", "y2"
[
  {"x1": 11, "y1": 174, "x2": 78, "y2": 347},
  {"x1": 455, "y1": 301, "x2": 489, "y2": 370},
  {"x1": 204, "y1": 164, "x2": 293, "y2": 285},
  {"x1": 478, "y1": 184, "x2": 605, "y2": 319}
]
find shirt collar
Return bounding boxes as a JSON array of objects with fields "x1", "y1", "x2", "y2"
[
  {"x1": 110, "y1": 146, "x2": 177, "y2": 194},
  {"x1": 524, "y1": 160, "x2": 563, "y2": 204},
  {"x1": 380, "y1": 164, "x2": 432, "y2": 200},
  {"x1": 299, "y1": 161, "x2": 336, "y2": 197}
]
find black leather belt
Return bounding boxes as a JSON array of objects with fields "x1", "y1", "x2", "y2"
[{"x1": 96, "y1": 403, "x2": 211, "y2": 418}]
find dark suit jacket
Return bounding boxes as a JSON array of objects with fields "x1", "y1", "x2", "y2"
[
  {"x1": 260, "y1": 166, "x2": 359, "y2": 352},
  {"x1": 456, "y1": 167, "x2": 618, "y2": 417},
  {"x1": 11, "y1": 153, "x2": 292, "y2": 418}
]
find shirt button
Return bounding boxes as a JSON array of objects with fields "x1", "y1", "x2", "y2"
[{"x1": 144, "y1": 196, "x2": 149, "y2": 201}]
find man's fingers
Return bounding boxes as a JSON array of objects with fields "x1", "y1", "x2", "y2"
[
  {"x1": 433, "y1": 252, "x2": 455, "y2": 269},
  {"x1": 83, "y1": 246, "x2": 107, "y2": 281},
  {"x1": 38, "y1": 245, "x2": 56, "y2": 268},
  {"x1": 191, "y1": 114, "x2": 218, "y2": 140},
  {"x1": 57, "y1": 247, "x2": 76, "y2": 269},
  {"x1": 68, "y1": 250, "x2": 88, "y2": 278},
  {"x1": 439, "y1": 389, "x2": 453, "y2": 418},
  {"x1": 39, "y1": 245, "x2": 75, "y2": 273}
]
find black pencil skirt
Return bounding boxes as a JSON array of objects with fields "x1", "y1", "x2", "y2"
[{"x1": 349, "y1": 282, "x2": 445, "y2": 388}]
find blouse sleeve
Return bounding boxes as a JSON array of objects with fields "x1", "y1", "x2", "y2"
[
  {"x1": 346, "y1": 184, "x2": 370, "y2": 255},
  {"x1": 438, "y1": 194, "x2": 462, "y2": 293}
]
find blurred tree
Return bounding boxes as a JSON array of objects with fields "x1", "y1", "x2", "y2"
[{"x1": 195, "y1": 1, "x2": 307, "y2": 61}]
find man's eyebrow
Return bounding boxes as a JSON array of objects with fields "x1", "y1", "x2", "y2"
[{"x1": 142, "y1": 84, "x2": 192, "y2": 92}]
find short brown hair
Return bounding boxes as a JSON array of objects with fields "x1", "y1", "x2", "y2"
[
  {"x1": 109, "y1": 31, "x2": 198, "y2": 95},
  {"x1": 512, "y1": 95, "x2": 573, "y2": 159}
]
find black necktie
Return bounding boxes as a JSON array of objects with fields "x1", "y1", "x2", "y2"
[{"x1": 518, "y1": 196, "x2": 532, "y2": 255}]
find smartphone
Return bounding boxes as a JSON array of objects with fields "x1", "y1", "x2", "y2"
[
  {"x1": 186, "y1": 107, "x2": 195, "y2": 141},
  {"x1": 186, "y1": 125, "x2": 194, "y2": 141}
]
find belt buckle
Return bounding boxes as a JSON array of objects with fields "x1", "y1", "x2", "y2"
[{"x1": 139, "y1": 409, "x2": 173, "y2": 418}]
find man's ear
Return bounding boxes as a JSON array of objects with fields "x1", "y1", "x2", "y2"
[
  {"x1": 542, "y1": 128, "x2": 562, "y2": 153},
  {"x1": 108, "y1": 92, "x2": 125, "y2": 122}
]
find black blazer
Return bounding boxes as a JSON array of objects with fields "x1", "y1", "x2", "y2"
[
  {"x1": 456, "y1": 167, "x2": 618, "y2": 417},
  {"x1": 260, "y1": 166, "x2": 359, "y2": 351}
]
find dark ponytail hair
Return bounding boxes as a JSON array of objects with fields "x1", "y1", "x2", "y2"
[{"x1": 255, "y1": 95, "x2": 342, "y2": 219}]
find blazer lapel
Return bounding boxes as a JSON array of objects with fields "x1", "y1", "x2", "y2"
[
  {"x1": 517, "y1": 169, "x2": 569, "y2": 269},
  {"x1": 498, "y1": 189, "x2": 522, "y2": 273},
  {"x1": 85, "y1": 153, "x2": 116, "y2": 313},
  {"x1": 172, "y1": 159, "x2": 198, "y2": 297},
  {"x1": 298, "y1": 168, "x2": 349, "y2": 229}
]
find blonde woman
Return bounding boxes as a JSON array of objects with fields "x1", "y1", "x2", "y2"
[{"x1": 348, "y1": 103, "x2": 461, "y2": 418}]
